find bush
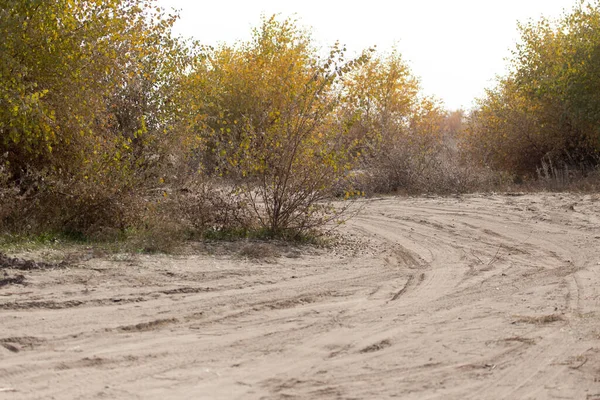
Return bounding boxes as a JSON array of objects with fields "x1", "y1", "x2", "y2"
[
  {"x1": 189, "y1": 16, "x2": 371, "y2": 237},
  {"x1": 170, "y1": 179, "x2": 254, "y2": 234},
  {"x1": 353, "y1": 141, "x2": 503, "y2": 195},
  {"x1": 464, "y1": 1, "x2": 600, "y2": 178}
]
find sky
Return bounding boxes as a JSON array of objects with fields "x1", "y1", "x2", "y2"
[{"x1": 158, "y1": 0, "x2": 581, "y2": 110}]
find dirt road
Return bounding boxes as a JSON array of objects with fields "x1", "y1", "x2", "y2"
[{"x1": 1, "y1": 193, "x2": 599, "y2": 399}]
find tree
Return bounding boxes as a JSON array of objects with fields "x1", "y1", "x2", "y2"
[
  {"x1": 340, "y1": 50, "x2": 447, "y2": 193},
  {"x1": 188, "y1": 16, "x2": 371, "y2": 236},
  {"x1": 0, "y1": 0, "x2": 193, "y2": 233},
  {"x1": 465, "y1": 0, "x2": 600, "y2": 177},
  {"x1": 0, "y1": 0, "x2": 191, "y2": 178}
]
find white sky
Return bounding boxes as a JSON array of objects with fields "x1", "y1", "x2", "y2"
[{"x1": 158, "y1": 0, "x2": 580, "y2": 110}]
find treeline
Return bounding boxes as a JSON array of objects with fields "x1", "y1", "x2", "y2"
[{"x1": 1, "y1": 0, "x2": 599, "y2": 243}]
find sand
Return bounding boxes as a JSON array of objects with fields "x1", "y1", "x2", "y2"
[{"x1": 1, "y1": 193, "x2": 599, "y2": 399}]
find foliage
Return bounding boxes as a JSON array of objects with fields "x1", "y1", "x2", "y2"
[
  {"x1": 339, "y1": 51, "x2": 461, "y2": 193},
  {"x1": 0, "y1": 0, "x2": 195, "y2": 235},
  {"x1": 4, "y1": 3, "x2": 554, "y2": 243},
  {"x1": 341, "y1": 50, "x2": 420, "y2": 157},
  {"x1": 187, "y1": 16, "x2": 372, "y2": 236},
  {"x1": 465, "y1": 0, "x2": 600, "y2": 177}
]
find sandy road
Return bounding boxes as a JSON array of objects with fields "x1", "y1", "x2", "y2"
[{"x1": 1, "y1": 193, "x2": 599, "y2": 399}]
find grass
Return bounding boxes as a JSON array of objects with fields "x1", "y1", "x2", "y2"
[
  {"x1": 513, "y1": 313, "x2": 565, "y2": 325},
  {"x1": 0, "y1": 221, "x2": 328, "y2": 259},
  {"x1": 0, "y1": 231, "x2": 88, "y2": 253}
]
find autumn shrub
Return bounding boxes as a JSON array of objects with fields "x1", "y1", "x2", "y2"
[
  {"x1": 1, "y1": 0, "x2": 185, "y2": 174},
  {"x1": 170, "y1": 178, "x2": 255, "y2": 234},
  {"x1": 0, "y1": 167, "x2": 135, "y2": 239},
  {"x1": 336, "y1": 50, "x2": 493, "y2": 195},
  {"x1": 0, "y1": 0, "x2": 197, "y2": 238},
  {"x1": 354, "y1": 138, "x2": 503, "y2": 195},
  {"x1": 187, "y1": 17, "x2": 371, "y2": 237},
  {"x1": 464, "y1": 1, "x2": 600, "y2": 179}
]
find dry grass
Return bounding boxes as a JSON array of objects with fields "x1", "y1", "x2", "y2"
[{"x1": 513, "y1": 313, "x2": 565, "y2": 325}]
